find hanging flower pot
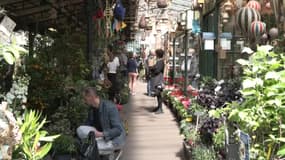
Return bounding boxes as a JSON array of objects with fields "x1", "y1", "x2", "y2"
[
  {"x1": 246, "y1": 0, "x2": 261, "y2": 11},
  {"x1": 236, "y1": 7, "x2": 261, "y2": 37},
  {"x1": 157, "y1": 0, "x2": 168, "y2": 8}
]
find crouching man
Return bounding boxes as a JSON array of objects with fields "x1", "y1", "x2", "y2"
[{"x1": 77, "y1": 87, "x2": 126, "y2": 154}]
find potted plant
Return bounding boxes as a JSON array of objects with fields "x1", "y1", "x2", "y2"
[
  {"x1": 191, "y1": 144, "x2": 218, "y2": 160},
  {"x1": 52, "y1": 135, "x2": 76, "y2": 160}
]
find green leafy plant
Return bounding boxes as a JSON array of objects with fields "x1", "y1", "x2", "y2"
[
  {"x1": 0, "y1": 39, "x2": 27, "y2": 65},
  {"x1": 52, "y1": 135, "x2": 76, "y2": 154},
  {"x1": 13, "y1": 110, "x2": 59, "y2": 160},
  {"x1": 191, "y1": 145, "x2": 217, "y2": 160},
  {"x1": 212, "y1": 126, "x2": 225, "y2": 151},
  {"x1": 212, "y1": 46, "x2": 285, "y2": 159},
  {"x1": 180, "y1": 119, "x2": 198, "y2": 146}
]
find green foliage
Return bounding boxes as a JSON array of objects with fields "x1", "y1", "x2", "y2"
[
  {"x1": 180, "y1": 119, "x2": 198, "y2": 145},
  {"x1": 26, "y1": 32, "x2": 90, "y2": 110},
  {"x1": 191, "y1": 145, "x2": 217, "y2": 160},
  {"x1": 212, "y1": 126, "x2": 225, "y2": 150},
  {"x1": 52, "y1": 135, "x2": 76, "y2": 154},
  {"x1": 4, "y1": 74, "x2": 30, "y2": 115},
  {"x1": 13, "y1": 110, "x2": 59, "y2": 160},
  {"x1": 215, "y1": 46, "x2": 285, "y2": 159},
  {"x1": 0, "y1": 39, "x2": 27, "y2": 65}
]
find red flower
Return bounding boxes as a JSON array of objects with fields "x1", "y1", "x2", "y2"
[{"x1": 93, "y1": 9, "x2": 104, "y2": 21}]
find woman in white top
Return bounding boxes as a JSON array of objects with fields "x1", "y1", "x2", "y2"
[{"x1": 107, "y1": 52, "x2": 120, "y2": 101}]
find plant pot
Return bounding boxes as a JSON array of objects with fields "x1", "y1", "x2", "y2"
[
  {"x1": 183, "y1": 141, "x2": 192, "y2": 160},
  {"x1": 54, "y1": 154, "x2": 72, "y2": 160}
]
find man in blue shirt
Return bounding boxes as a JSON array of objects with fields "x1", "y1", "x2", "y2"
[{"x1": 77, "y1": 87, "x2": 126, "y2": 153}]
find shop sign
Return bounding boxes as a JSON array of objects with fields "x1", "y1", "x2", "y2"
[
  {"x1": 0, "y1": 16, "x2": 16, "y2": 43},
  {"x1": 203, "y1": 32, "x2": 215, "y2": 50},
  {"x1": 220, "y1": 32, "x2": 232, "y2": 50}
]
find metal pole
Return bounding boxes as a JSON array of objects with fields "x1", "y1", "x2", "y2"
[
  {"x1": 184, "y1": 11, "x2": 189, "y2": 95},
  {"x1": 172, "y1": 38, "x2": 176, "y2": 84},
  {"x1": 86, "y1": 0, "x2": 94, "y2": 65}
]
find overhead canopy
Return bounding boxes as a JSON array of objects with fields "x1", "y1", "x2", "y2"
[{"x1": 0, "y1": 0, "x2": 139, "y2": 37}]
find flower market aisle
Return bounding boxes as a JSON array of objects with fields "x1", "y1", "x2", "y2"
[{"x1": 121, "y1": 81, "x2": 185, "y2": 160}]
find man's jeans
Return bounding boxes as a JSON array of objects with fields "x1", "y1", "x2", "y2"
[
  {"x1": 147, "y1": 80, "x2": 152, "y2": 95},
  {"x1": 77, "y1": 126, "x2": 122, "y2": 154}
]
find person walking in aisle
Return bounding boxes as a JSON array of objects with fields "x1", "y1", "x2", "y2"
[
  {"x1": 145, "y1": 50, "x2": 156, "y2": 96},
  {"x1": 150, "y1": 49, "x2": 165, "y2": 114},
  {"x1": 127, "y1": 52, "x2": 138, "y2": 95},
  {"x1": 107, "y1": 48, "x2": 120, "y2": 101}
]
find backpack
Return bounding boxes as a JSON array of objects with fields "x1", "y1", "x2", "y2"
[
  {"x1": 113, "y1": 0, "x2": 126, "y2": 21},
  {"x1": 78, "y1": 132, "x2": 101, "y2": 160}
]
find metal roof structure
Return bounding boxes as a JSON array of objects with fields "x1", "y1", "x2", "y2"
[
  {"x1": 0, "y1": 0, "x2": 139, "y2": 36},
  {"x1": 0, "y1": 0, "x2": 193, "y2": 39}
]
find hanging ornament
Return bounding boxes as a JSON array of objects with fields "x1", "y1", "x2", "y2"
[
  {"x1": 236, "y1": 0, "x2": 244, "y2": 8},
  {"x1": 265, "y1": 2, "x2": 271, "y2": 8},
  {"x1": 223, "y1": 0, "x2": 234, "y2": 12},
  {"x1": 246, "y1": 0, "x2": 261, "y2": 11},
  {"x1": 270, "y1": 0, "x2": 282, "y2": 23},
  {"x1": 236, "y1": 7, "x2": 261, "y2": 36},
  {"x1": 192, "y1": 0, "x2": 201, "y2": 10},
  {"x1": 250, "y1": 21, "x2": 266, "y2": 39},
  {"x1": 261, "y1": 33, "x2": 268, "y2": 40},
  {"x1": 260, "y1": 33, "x2": 269, "y2": 44},
  {"x1": 269, "y1": 27, "x2": 279, "y2": 39},
  {"x1": 221, "y1": 12, "x2": 230, "y2": 24}
]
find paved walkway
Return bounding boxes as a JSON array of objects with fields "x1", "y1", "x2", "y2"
[{"x1": 121, "y1": 81, "x2": 185, "y2": 160}]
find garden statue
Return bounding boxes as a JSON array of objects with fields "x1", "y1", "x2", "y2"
[{"x1": 0, "y1": 102, "x2": 21, "y2": 160}]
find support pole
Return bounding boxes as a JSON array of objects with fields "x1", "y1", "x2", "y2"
[
  {"x1": 184, "y1": 11, "x2": 189, "y2": 94},
  {"x1": 28, "y1": 25, "x2": 35, "y2": 58},
  {"x1": 86, "y1": 0, "x2": 94, "y2": 65},
  {"x1": 172, "y1": 38, "x2": 176, "y2": 84}
]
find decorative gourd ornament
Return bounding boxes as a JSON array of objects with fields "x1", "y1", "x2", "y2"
[
  {"x1": 236, "y1": 7, "x2": 261, "y2": 36},
  {"x1": 246, "y1": 0, "x2": 261, "y2": 11},
  {"x1": 269, "y1": 27, "x2": 279, "y2": 39},
  {"x1": 250, "y1": 21, "x2": 266, "y2": 39}
]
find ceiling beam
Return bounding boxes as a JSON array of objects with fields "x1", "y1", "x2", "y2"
[
  {"x1": 0, "y1": 0, "x2": 23, "y2": 6},
  {"x1": 14, "y1": 5, "x2": 51, "y2": 16}
]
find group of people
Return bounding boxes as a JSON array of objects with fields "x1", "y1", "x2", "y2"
[{"x1": 76, "y1": 47, "x2": 166, "y2": 159}]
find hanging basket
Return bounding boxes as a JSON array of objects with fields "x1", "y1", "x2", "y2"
[{"x1": 157, "y1": 0, "x2": 168, "y2": 8}]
